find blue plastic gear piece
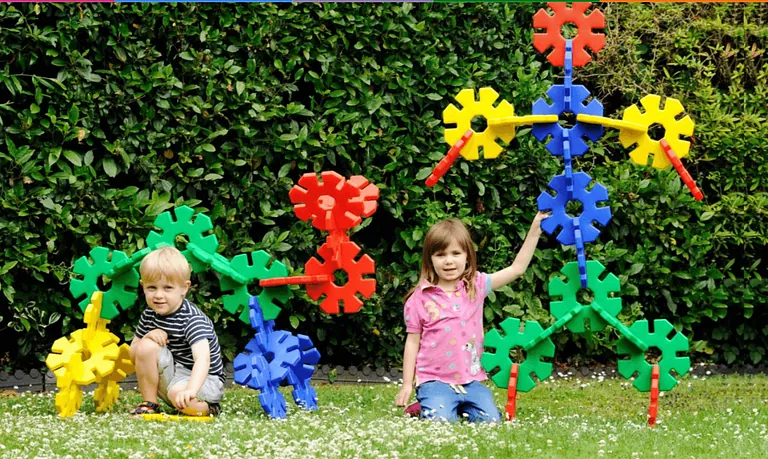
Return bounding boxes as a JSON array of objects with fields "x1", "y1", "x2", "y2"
[
  {"x1": 248, "y1": 297, "x2": 275, "y2": 353},
  {"x1": 564, "y1": 40, "x2": 573, "y2": 110},
  {"x1": 259, "y1": 385, "x2": 288, "y2": 419},
  {"x1": 563, "y1": 130, "x2": 574, "y2": 199},
  {"x1": 232, "y1": 352, "x2": 289, "y2": 419},
  {"x1": 234, "y1": 296, "x2": 310, "y2": 418},
  {"x1": 233, "y1": 352, "x2": 270, "y2": 391},
  {"x1": 532, "y1": 84, "x2": 603, "y2": 156},
  {"x1": 573, "y1": 217, "x2": 588, "y2": 288},
  {"x1": 537, "y1": 171, "x2": 612, "y2": 245},
  {"x1": 287, "y1": 334, "x2": 321, "y2": 410}
]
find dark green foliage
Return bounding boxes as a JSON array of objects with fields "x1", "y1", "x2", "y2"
[{"x1": 0, "y1": 3, "x2": 765, "y2": 370}]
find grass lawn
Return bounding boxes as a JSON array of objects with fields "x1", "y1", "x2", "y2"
[{"x1": 0, "y1": 374, "x2": 766, "y2": 458}]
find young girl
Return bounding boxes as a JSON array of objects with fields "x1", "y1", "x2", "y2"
[{"x1": 395, "y1": 212, "x2": 549, "y2": 422}]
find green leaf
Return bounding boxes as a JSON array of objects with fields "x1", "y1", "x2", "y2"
[
  {"x1": 0, "y1": 261, "x2": 18, "y2": 275},
  {"x1": 415, "y1": 167, "x2": 433, "y2": 181},
  {"x1": 701, "y1": 211, "x2": 715, "y2": 221},
  {"x1": 103, "y1": 158, "x2": 118, "y2": 177},
  {"x1": 426, "y1": 93, "x2": 442, "y2": 101},
  {"x1": 68, "y1": 105, "x2": 79, "y2": 124},
  {"x1": 289, "y1": 315, "x2": 299, "y2": 329},
  {"x1": 201, "y1": 144, "x2": 216, "y2": 153},
  {"x1": 47, "y1": 147, "x2": 61, "y2": 166},
  {"x1": 280, "y1": 133, "x2": 298, "y2": 141},
  {"x1": 63, "y1": 150, "x2": 82, "y2": 167},
  {"x1": 204, "y1": 173, "x2": 223, "y2": 181},
  {"x1": 236, "y1": 81, "x2": 245, "y2": 96}
]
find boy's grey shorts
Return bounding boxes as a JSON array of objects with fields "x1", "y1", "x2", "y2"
[{"x1": 157, "y1": 347, "x2": 224, "y2": 405}]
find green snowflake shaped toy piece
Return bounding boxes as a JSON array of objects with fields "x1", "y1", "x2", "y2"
[
  {"x1": 70, "y1": 247, "x2": 139, "y2": 320},
  {"x1": 549, "y1": 260, "x2": 621, "y2": 333},
  {"x1": 220, "y1": 251, "x2": 291, "y2": 323},
  {"x1": 481, "y1": 318, "x2": 555, "y2": 392},
  {"x1": 146, "y1": 206, "x2": 219, "y2": 273},
  {"x1": 617, "y1": 319, "x2": 691, "y2": 392}
]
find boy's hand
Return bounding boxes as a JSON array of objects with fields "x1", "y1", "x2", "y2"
[
  {"x1": 532, "y1": 211, "x2": 551, "y2": 232},
  {"x1": 145, "y1": 329, "x2": 168, "y2": 347},
  {"x1": 395, "y1": 386, "x2": 413, "y2": 407},
  {"x1": 174, "y1": 388, "x2": 198, "y2": 410}
]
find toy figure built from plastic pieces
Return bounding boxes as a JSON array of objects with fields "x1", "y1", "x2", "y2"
[
  {"x1": 426, "y1": 3, "x2": 695, "y2": 425},
  {"x1": 49, "y1": 171, "x2": 380, "y2": 419}
]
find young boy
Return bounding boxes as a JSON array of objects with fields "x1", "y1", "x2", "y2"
[{"x1": 129, "y1": 246, "x2": 225, "y2": 416}]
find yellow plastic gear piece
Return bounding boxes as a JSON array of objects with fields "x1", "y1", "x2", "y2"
[
  {"x1": 94, "y1": 380, "x2": 121, "y2": 412},
  {"x1": 52, "y1": 353, "x2": 85, "y2": 418},
  {"x1": 55, "y1": 384, "x2": 84, "y2": 418},
  {"x1": 46, "y1": 334, "x2": 84, "y2": 372},
  {"x1": 94, "y1": 344, "x2": 134, "y2": 412},
  {"x1": 619, "y1": 95, "x2": 695, "y2": 169},
  {"x1": 83, "y1": 291, "x2": 111, "y2": 341},
  {"x1": 487, "y1": 114, "x2": 558, "y2": 127},
  {"x1": 443, "y1": 87, "x2": 515, "y2": 160},
  {"x1": 80, "y1": 330, "x2": 120, "y2": 384},
  {"x1": 576, "y1": 114, "x2": 647, "y2": 133}
]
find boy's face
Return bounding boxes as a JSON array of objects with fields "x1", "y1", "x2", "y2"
[{"x1": 141, "y1": 277, "x2": 191, "y2": 316}]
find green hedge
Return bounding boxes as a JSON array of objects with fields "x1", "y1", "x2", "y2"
[{"x1": 0, "y1": 3, "x2": 765, "y2": 370}]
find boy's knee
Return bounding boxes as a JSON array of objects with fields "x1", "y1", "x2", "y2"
[{"x1": 133, "y1": 337, "x2": 162, "y2": 358}]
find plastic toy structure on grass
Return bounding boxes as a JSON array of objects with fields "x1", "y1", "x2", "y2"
[
  {"x1": 426, "y1": 3, "x2": 699, "y2": 426},
  {"x1": 47, "y1": 172, "x2": 379, "y2": 419}
]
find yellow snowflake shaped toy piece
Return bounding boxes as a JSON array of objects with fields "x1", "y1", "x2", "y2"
[
  {"x1": 46, "y1": 291, "x2": 134, "y2": 416},
  {"x1": 619, "y1": 95, "x2": 695, "y2": 169},
  {"x1": 443, "y1": 87, "x2": 516, "y2": 160}
]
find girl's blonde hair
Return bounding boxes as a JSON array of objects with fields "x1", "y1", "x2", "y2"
[
  {"x1": 406, "y1": 218, "x2": 478, "y2": 300},
  {"x1": 139, "y1": 246, "x2": 192, "y2": 285}
]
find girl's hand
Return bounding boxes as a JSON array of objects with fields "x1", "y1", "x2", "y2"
[
  {"x1": 532, "y1": 211, "x2": 551, "y2": 231},
  {"x1": 395, "y1": 386, "x2": 413, "y2": 407}
]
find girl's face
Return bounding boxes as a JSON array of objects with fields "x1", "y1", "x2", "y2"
[{"x1": 430, "y1": 238, "x2": 467, "y2": 284}]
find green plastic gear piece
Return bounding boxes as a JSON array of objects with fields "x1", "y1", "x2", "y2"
[
  {"x1": 548, "y1": 260, "x2": 622, "y2": 333},
  {"x1": 219, "y1": 250, "x2": 291, "y2": 323},
  {"x1": 70, "y1": 247, "x2": 140, "y2": 320},
  {"x1": 617, "y1": 319, "x2": 691, "y2": 392},
  {"x1": 481, "y1": 318, "x2": 555, "y2": 392},
  {"x1": 146, "y1": 206, "x2": 219, "y2": 273}
]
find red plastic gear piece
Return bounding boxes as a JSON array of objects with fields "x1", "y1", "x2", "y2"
[
  {"x1": 304, "y1": 240, "x2": 376, "y2": 314},
  {"x1": 648, "y1": 364, "x2": 660, "y2": 426},
  {"x1": 289, "y1": 171, "x2": 366, "y2": 231},
  {"x1": 533, "y1": 2, "x2": 605, "y2": 67},
  {"x1": 347, "y1": 175, "x2": 380, "y2": 218},
  {"x1": 505, "y1": 363, "x2": 519, "y2": 421}
]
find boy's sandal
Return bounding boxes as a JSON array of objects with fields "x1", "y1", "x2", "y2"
[
  {"x1": 130, "y1": 401, "x2": 160, "y2": 416},
  {"x1": 207, "y1": 402, "x2": 221, "y2": 417}
]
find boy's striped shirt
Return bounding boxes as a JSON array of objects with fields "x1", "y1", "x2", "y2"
[{"x1": 136, "y1": 298, "x2": 226, "y2": 382}]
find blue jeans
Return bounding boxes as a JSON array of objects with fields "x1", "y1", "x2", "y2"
[{"x1": 416, "y1": 380, "x2": 501, "y2": 423}]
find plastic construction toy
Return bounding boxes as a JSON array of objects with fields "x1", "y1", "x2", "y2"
[
  {"x1": 233, "y1": 297, "x2": 321, "y2": 419},
  {"x1": 68, "y1": 205, "x2": 291, "y2": 323},
  {"x1": 56, "y1": 170, "x2": 380, "y2": 419},
  {"x1": 46, "y1": 291, "x2": 134, "y2": 417},
  {"x1": 427, "y1": 3, "x2": 696, "y2": 424},
  {"x1": 263, "y1": 171, "x2": 378, "y2": 315}
]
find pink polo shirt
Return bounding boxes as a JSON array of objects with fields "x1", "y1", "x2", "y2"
[{"x1": 404, "y1": 272, "x2": 493, "y2": 386}]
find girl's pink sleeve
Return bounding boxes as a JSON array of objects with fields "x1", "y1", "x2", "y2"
[
  {"x1": 404, "y1": 293, "x2": 423, "y2": 334},
  {"x1": 476, "y1": 272, "x2": 492, "y2": 301}
]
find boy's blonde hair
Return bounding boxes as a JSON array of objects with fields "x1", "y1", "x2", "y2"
[
  {"x1": 406, "y1": 218, "x2": 479, "y2": 300},
  {"x1": 139, "y1": 246, "x2": 192, "y2": 285}
]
